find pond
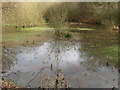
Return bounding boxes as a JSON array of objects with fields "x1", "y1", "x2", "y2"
[{"x1": 2, "y1": 28, "x2": 118, "y2": 88}]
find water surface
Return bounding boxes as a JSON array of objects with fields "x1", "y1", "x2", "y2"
[{"x1": 2, "y1": 30, "x2": 118, "y2": 88}]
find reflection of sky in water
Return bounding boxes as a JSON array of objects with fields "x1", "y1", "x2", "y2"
[
  {"x1": 3, "y1": 42, "x2": 118, "y2": 88},
  {"x1": 63, "y1": 49, "x2": 80, "y2": 63},
  {"x1": 16, "y1": 42, "x2": 83, "y2": 70}
]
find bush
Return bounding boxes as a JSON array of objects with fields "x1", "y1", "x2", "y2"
[{"x1": 64, "y1": 33, "x2": 72, "y2": 38}]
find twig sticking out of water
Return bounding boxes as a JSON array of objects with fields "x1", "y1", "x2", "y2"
[
  {"x1": 26, "y1": 67, "x2": 50, "y2": 87},
  {"x1": 48, "y1": 74, "x2": 69, "y2": 88}
]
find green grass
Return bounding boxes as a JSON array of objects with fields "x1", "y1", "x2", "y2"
[
  {"x1": 2, "y1": 24, "x2": 17, "y2": 26},
  {"x1": 70, "y1": 28, "x2": 96, "y2": 30},
  {"x1": 2, "y1": 26, "x2": 53, "y2": 43},
  {"x1": 3, "y1": 28, "x2": 46, "y2": 42},
  {"x1": 3, "y1": 32, "x2": 32, "y2": 42},
  {"x1": 21, "y1": 26, "x2": 54, "y2": 31},
  {"x1": 22, "y1": 27, "x2": 95, "y2": 31},
  {"x1": 2, "y1": 26, "x2": 52, "y2": 42},
  {"x1": 87, "y1": 46, "x2": 118, "y2": 63},
  {"x1": 3, "y1": 23, "x2": 96, "y2": 31}
]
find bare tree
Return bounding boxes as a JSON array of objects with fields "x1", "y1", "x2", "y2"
[{"x1": 44, "y1": 3, "x2": 69, "y2": 36}]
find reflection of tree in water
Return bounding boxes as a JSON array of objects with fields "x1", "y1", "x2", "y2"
[
  {"x1": 26, "y1": 37, "x2": 75, "y2": 88},
  {"x1": 2, "y1": 36, "x2": 80, "y2": 88},
  {"x1": 49, "y1": 37, "x2": 68, "y2": 88},
  {"x1": 46, "y1": 37, "x2": 79, "y2": 88},
  {"x1": 2, "y1": 49, "x2": 18, "y2": 72}
]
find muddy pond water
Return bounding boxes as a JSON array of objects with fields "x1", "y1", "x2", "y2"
[{"x1": 2, "y1": 30, "x2": 118, "y2": 88}]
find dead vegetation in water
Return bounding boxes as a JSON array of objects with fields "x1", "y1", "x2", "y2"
[
  {"x1": 0, "y1": 79, "x2": 20, "y2": 89},
  {"x1": 1, "y1": 76, "x2": 69, "y2": 88}
]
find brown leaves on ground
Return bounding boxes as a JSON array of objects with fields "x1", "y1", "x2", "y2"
[{"x1": 0, "y1": 79, "x2": 20, "y2": 89}]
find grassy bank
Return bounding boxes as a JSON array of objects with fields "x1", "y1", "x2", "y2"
[
  {"x1": 79, "y1": 30, "x2": 118, "y2": 67},
  {"x1": 86, "y1": 46, "x2": 118, "y2": 65}
]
